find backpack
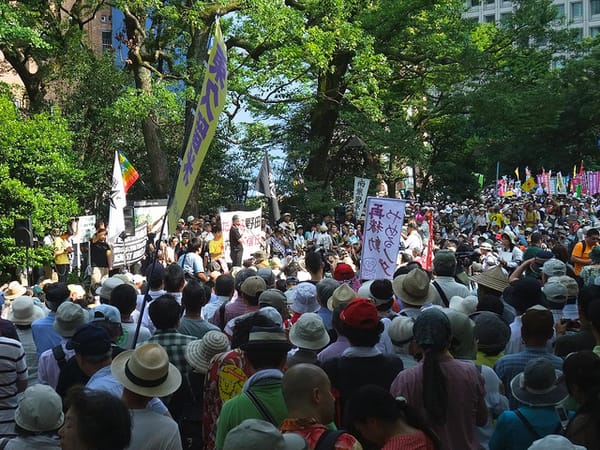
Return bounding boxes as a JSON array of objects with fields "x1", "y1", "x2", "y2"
[{"x1": 314, "y1": 430, "x2": 346, "y2": 450}]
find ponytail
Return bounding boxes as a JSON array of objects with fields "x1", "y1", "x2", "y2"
[{"x1": 422, "y1": 350, "x2": 447, "y2": 425}]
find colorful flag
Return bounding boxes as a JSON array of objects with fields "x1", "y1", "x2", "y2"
[
  {"x1": 108, "y1": 151, "x2": 126, "y2": 243},
  {"x1": 514, "y1": 167, "x2": 519, "y2": 180},
  {"x1": 525, "y1": 166, "x2": 531, "y2": 178},
  {"x1": 522, "y1": 176, "x2": 536, "y2": 193},
  {"x1": 255, "y1": 153, "x2": 280, "y2": 222},
  {"x1": 167, "y1": 20, "x2": 227, "y2": 234},
  {"x1": 118, "y1": 151, "x2": 139, "y2": 193}
]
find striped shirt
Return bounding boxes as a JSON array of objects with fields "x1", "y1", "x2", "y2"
[{"x1": 0, "y1": 337, "x2": 28, "y2": 437}]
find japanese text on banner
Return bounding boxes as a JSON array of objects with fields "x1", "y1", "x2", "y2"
[
  {"x1": 220, "y1": 209, "x2": 263, "y2": 263},
  {"x1": 360, "y1": 197, "x2": 406, "y2": 280},
  {"x1": 353, "y1": 177, "x2": 370, "y2": 218},
  {"x1": 168, "y1": 20, "x2": 227, "y2": 233}
]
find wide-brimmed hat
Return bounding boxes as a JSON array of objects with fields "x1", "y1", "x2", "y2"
[
  {"x1": 449, "y1": 295, "x2": 478, "y2": 316},
  {"x1": 8, "y1": 296, "x2": 46, "y2": 325},
  {"x1": 291, "y1": 283, "x2": 319, "y2": 314},
  {"x1": 223, "y1": 419, "x2": 308, "y2": 450},
  {"x1": 502, "y1": 230, "x2": 518, "y2": 245},
  {"x1": 67, "y1": 284, "x2": 86, "y2": 299},
  {"x1": 357, "y1": 279, "x2": 394, "y2": 306},
  {"x1": 479, "y1": 241, "x2": 493, "y2": 251},
  {"x1": 289, "y1": 313, "x2": 330, "y2": 350},
  {"x1": 4, "y1": 281, "x2": 26, "y2": 300},
  {"x1": 469, "y1": 266, "x2": 510, "y2": 294},
  {"x1": 240, "y1": 326, "x2": 292, "y2": 352},
  {"x1": 542, "y1": 280, "x2": 568, "y2": 305},
  {"x1": 258, "y1": 289, "x2": 287, "y2": 312},
  {"x1": 112, "y1": 343, "x2": 182, "y2": 398},
  {"x1": 511, "y1": 358, "x2": 568, "y2": 407},
  {"x1": 14, "y1": 384, "x2": 64, "y2": 432},
  {"x1": 185, "y1": 331, "x2": 230, "y2": 374},
  {"x1": 95, "y1": 276, "x2": 125, "y2": 300},
  {"x1": 392, "y1": 268, "x2": 436, "y2": 306},
  {"x1": 54, "y1": 302, "x2": 90, "y2": 337},
  {"x1": 327, "y1": 283, "x2": 357, "y2": 311}
]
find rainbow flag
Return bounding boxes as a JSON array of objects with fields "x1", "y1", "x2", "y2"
[{"x1": 118, "y1": 150, "x2": 139, "y2": 193}]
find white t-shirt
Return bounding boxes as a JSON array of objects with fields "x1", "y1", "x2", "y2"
[{"x1": 128, "y1": 408, "x2": 183, "y2": 450}]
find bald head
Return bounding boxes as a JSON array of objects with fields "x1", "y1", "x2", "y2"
[{"x1": 282, "y1": 364, "x2": 331, "y2": 411}]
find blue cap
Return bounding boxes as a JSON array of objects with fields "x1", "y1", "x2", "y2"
[{"x1": 66, "y1": 323, "x2": 111, "y2": 356}]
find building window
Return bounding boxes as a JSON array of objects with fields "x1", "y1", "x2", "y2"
[
  {"x1": 554, "y1": 3, "x2": 566, "y2": 19},
  {"x1": 485, "y1": 0, "x2": 495, "y2": 4},
  {"x1": 591, "y1": 0, "x2": 600, "y2": 15},
  {"x1": 591, "y1": 26, "x2": 600, "y2": 36},
  {"x1": 571, "y1": 1, "x2": 583, "y2": 20},
  {"x1": 102, "y1": 30, "x2": 112, "y2": 52},
  {"x1": 484, "y1": 14, "x2": 496, "y2": 22},
  {"x1": 574, "y1": 27, "x2": 584, "y2": 40}
]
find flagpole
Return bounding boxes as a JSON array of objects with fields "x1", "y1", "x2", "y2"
[{"x1": 131, "y1": 21, "x2": 218, "y2": 349}]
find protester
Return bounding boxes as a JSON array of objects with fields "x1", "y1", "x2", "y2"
[
  {"x1": 9, "y1": 295, "x2": 45, "y2": 385},
  {"x1": 346, "y1": 384, "x2": 439, "y2": 450},
  {"x1": 223, "y1": 419, "x2": 307, "y2": 450},
  {"x1": 390, "y1": 307, "x2": 487, "y2": 450},
  {"x1": 32, "y1": 282, "x2": 70, "y2": 356},
  {"x1": 60, "y1": 386, "x2": 131, "y2": 450}
]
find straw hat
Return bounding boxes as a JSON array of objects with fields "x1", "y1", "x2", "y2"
[
  {"x1": 112, "y1": 343, "x2": 182, "y2": 398},
  {"x1": 185, "y1": 331, "x2": 230, "y2": 374},
  {"x1": 469, "y1": 265, "x2": 510, "y2": 294},
  {"x1": 4, "y1": 281, "x2": 26, "y2": 300}
]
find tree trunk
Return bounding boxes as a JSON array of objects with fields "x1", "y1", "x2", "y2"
[{"x1": 304, "y1": 51, "x2": 352, "y2": 184}]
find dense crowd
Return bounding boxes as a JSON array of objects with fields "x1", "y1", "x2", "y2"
[{"x1": 0, "y1": 191, "x2": 600, "y2": 449}]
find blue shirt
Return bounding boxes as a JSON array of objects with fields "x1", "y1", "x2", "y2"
[
  {"x1": 31, "y1": 313, "x2": 61, "y2": 357},
  {"x1": 317, "y1": 307, "x2": 332, "y2": 330},
  {"x1": 489, "y1": 406, "x2": 563, "y2": 450},
  {"x1": 494, "y1": 347, "x2": 564, "y2": 409},
  {"x1": 178, "y1": 252, "x2": 204, "y2": 277},
  {"x1": 86, "y1": 366, "x2": 168, "y2": 415}
]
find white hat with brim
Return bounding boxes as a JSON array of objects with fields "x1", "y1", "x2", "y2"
[
  {"x1": 327, "y1": 283, "x2": 357, "y2": 311},
  {"x1": 184, "y1": 331, "x2": 230, "y2": 374},
  {"x1": 392, "y1": 269, "x2": 436, "y2": 306},
  {"x1": 112, "y1": 344, "x2": 182, "y2": 398},
  {"x1": 8, "y1": 296, "x2": 46, "y2": 326},
  {"x1": 95, "y1": 276, "x2": 125, "y2": 300},
  {"x1": 4, "y1": 281, "x2": 27, "y2": 300},
  {"x1": 14, "y1": 384, "x2": 64, "y2": 432},
  {"x1": 223, "y1": 419, "x2": 308, "y2": 450}
]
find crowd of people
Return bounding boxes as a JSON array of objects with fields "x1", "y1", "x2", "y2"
[{"x1": 0, "y1": 191, "x2": 600, "y2": 449}]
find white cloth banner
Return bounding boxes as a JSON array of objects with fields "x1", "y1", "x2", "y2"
[
  {"x1": 360, "y1": 197, "x2": 406, "y2": 280},
  {"x1": 354, "y1": 177, "x2": 370, "y2": 218},
  {"x1": 108, "y1": 151, "x2": 126, "y2": 244},
  {"x1": 220, "y1": 209, "x2": 263, "y2": 263}
]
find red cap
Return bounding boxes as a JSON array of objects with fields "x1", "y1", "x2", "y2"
[
  {"x1": 340, "y1": 298, "x2": 379, "y2": 330},
  {"x1": 333, "y1": 263, "x2": 355, "y2": 281}
]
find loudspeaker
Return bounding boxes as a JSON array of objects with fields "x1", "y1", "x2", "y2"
[
  {"x1": 14, "y1": 218, "x2": 33, "y2": 247},
  {"x1": 123, "y1": 206, "x2": 135, "y2": 236}
]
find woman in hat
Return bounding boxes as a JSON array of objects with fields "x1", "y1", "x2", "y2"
[
  {"x1": 346, "y1": 384, "x2": 440, "y2": 450},
  {"x1": 563, "y1": 350, "x2": 600, "y2": 449},
  {"x1": 489, "y1": 358, "x2": 570, "y2": 450}
]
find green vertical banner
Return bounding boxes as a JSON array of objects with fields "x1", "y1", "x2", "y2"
[
  {"x1": 478, "y1": 174, "x2": 484, "y2": 188},
  {"x1": 168, "y1": 20, "x2": 227, "y2": 233}
]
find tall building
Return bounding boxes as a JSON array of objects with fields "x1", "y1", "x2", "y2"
[{"x1": 464, "y1": 0, "x2": 600, "y2": 38}]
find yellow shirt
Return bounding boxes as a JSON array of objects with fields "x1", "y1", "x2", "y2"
[
  {"x1": 54, "y1": 236, "x2": 71, "y2": 265},
  {"x1": 209, "y1": 236, "x2": 224, "y2": 259}
]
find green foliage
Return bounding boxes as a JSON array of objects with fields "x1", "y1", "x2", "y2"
[{"x1": 0, "y1": 94, "x2": 85, "y2": 273}]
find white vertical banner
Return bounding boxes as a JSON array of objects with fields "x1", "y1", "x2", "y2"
[
  {"x1": 108, "y1": 151, "x2": 126, "y2": 244},
  {"x1": 360, "y1": 197, "x2": 407, "y2": 280},
  {"x1": 353, "y1": 177, "x2": 370, "y2": 218},
  {"x1": 220, "y1": 208, "x2": 263, "y2": 263}
]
